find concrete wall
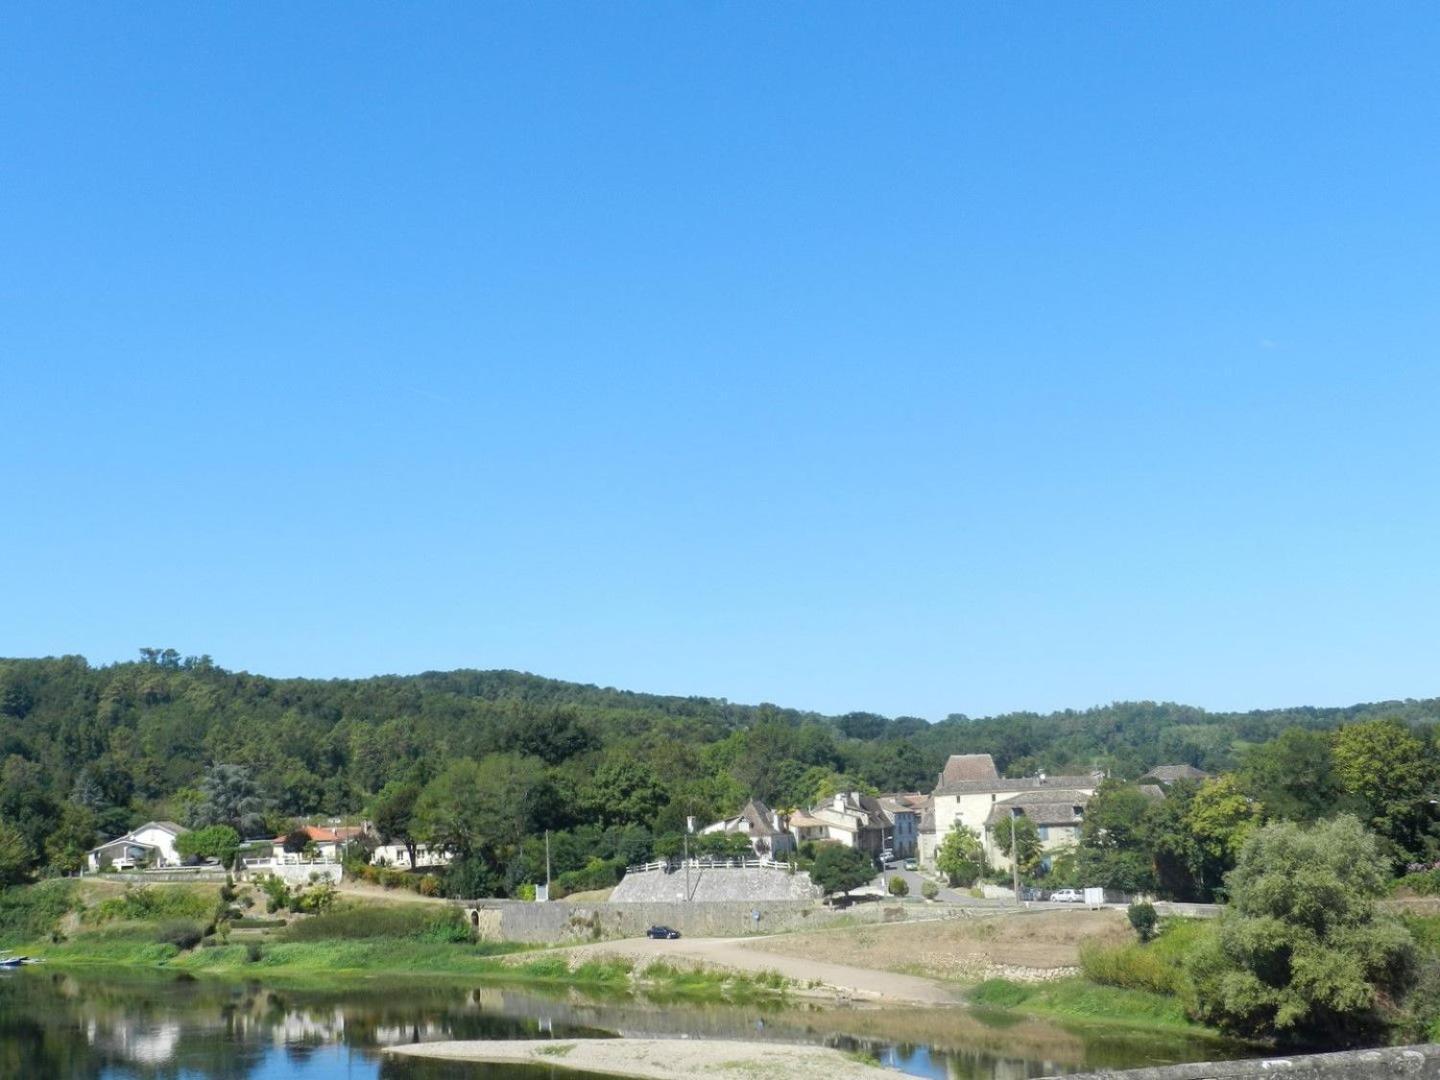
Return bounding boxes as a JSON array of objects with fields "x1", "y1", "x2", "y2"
[
  {"x1": 1045, "y1": 1044, "x2": 1440, "y2": 1079},
  {"x1": 457, "y1": 898, "x2": 912, "y2": 944},
  {"x1": 610, "y1": 865, "x2": 821, "y2": 903},
  {"x1": 248, "y1": 863, "x2": 343, "y2": 885}
]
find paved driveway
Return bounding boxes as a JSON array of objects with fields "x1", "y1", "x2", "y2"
[{"x1": 873, "y1": 865, "x2": 972, "y2": 904}]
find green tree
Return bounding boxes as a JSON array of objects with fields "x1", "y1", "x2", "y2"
[
  {"x1": 809, "y1": 844, "x2": 875, "y2": 899},
  {"x1": 1332, "y1": 719, "x2": 1437, "y2": 861},
  {"x1": 1239, "y1": 728, "x2": 1345, "y2": 823},
  {"x1": 992, "y1": 814, "x2": 1042, "y2": 876},
  {"x1": 0, "y1": 818, "x2": 33, "y2": 886},
  {"x1": 1184, "y1": 776, "x2": 1263, "y2": 900},
  {"x1": 370, "y1": 780, "x2": 423, "y2": 868},
  {"x1": 415, "y1": 754, "x2": 551, "y2": 882},
  {"x1": 188, "y1": 764, "x2": 268, "y2": 837},
  {"x1": 936, "y1": 823, "x2": 985, "y2": 886},
  {"x1": 887, "y1": 874, "x2": 909, "y2": 897},
  {"x1": 1078, "y1": 781, "x2": 1158, "y2": 893},
  {"x1": 581, "y1": 753, "x2": 667, "y2": 827},
  {"x1": 1183, "y1": 815, "x2": 1414, "y2": 1043},
  {"x1": 176, "y1": 824, "x2": 241, "y2": 866},
  {"x1": 44, "y1": 802, "x2": 98, "y2": 873}
]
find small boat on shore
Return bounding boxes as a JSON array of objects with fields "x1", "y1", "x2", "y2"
[{"x1": 0, "y1": 956, "x2": 43, "y2": 968}]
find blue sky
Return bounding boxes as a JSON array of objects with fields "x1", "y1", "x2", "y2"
[{"x1": 4, "y1": 5, "x2": 1439, "y2": 719}]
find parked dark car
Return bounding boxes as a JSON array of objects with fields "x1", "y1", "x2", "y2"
[
  {"x1": 645, "y1": 925, "x2": 681, "y2": 939},
  {"x1": 1019, "y1": 886, "x2": 1045, "y2": 901}
]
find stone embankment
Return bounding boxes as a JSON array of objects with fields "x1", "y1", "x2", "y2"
[
  {"x1": 460, "y1": 897, "x2": 910, "y2": 944},
  {"x1": 609, "y1": 864, "x2": 821, "y2": 903},
  {"x1": 1048, "y1": 1044, "x2": 1440, "y2": 1079}
]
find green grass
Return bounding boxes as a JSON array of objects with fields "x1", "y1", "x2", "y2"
[
  {"x1": 0, "y1": 880, "x2": 76, "y2": 946},
  {"x1": 968, "y1": 976, "x2": 1209, "y2": 1034},
  {"x1": 84, "y1": 884, "x2": 218, "y2": 925},
  {"x1": 1078, "y1": 917, "x2": 1212, "y2": 997}
]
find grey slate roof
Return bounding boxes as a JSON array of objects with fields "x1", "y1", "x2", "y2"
[
  {"x1": 984, "y1": 789, "x2": 1090, "y2": 828},
  {"x1": 1139, "y1": 764, "x2": 1210, "y2": 784},
  {"x1": 938, "y1": 754, "x2": 1000, "y2": 786},
  {"x1": 934, "y1": 773, "x2": 1100, "y2": 797}
]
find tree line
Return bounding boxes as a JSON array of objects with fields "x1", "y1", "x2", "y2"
[{"x1": 2, "y1": 651, "x2": 1438, "y2": 897}]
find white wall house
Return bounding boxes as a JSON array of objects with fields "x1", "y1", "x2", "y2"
[
  {"x1": 924, "y1": 754, "x2": 1102, "y2": 871},
  {"x1": 371, "y1": 842, "x2": 452, "y2": 869},
  {"x1": 86, "y1": 821, "x2": 189, "y2": 871},
  {"x1": 698, "y1": 798, "x2": 795, "y2": 858}
]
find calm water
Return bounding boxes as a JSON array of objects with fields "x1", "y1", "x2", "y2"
[{"x1": 0, "y1": 967, "x2": 1243, "y2": 1079}]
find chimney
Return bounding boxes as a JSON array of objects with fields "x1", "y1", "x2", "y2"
[
  {"x1": 685, "y1": 816, "x2": 696, "y2": 834},
  {"x1": 834, "y1": 794, "x2": 846, "y2": 812}
]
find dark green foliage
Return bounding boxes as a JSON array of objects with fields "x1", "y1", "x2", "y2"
[
  {"x1": 155, "y1": 919, "x2": 205, "y2": 950},
  {"x1": 809, "y1": 844, "x2": 874, "y2": 898},
  {"x1": 887, "y1": 875, "x2": 909, "y2": 897},
  {"x1": 2, "y1": 651, "x2": 1439, "y2": 896},
  {"x1": 282, "y1": 903, "x2": 470, "y2": 942},
  {"x1": 176, "y1": 825, "x2": 240, "y2": 866},
  {"x1": 1182, "y1": 816, "x2": 1415, "y2": 1043},
  {"x1": 1127, "y1": 901, "x2": 1158, "y2": 943},
  {"x1": 0, "y1": 880, "x2": 75, "y2": 945}
]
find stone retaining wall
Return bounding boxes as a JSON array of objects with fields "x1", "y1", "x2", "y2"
[
  {"x1": 610, "y1": 865, "x2": 821, "y2": 903},
  {"x1": 456, "y1": 898, "x2": 912, "y2": 944},
  {"x1": 1046, "y1": 1044, "x2": 1440, "y2": 1079}
]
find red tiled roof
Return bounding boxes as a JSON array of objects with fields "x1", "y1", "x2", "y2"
[{"x1": 274, "y1": 826, "x2": 341, "y2": 843}]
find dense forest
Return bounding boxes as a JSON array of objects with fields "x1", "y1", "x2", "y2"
[{"x1": 2, "y1": 650, "x2": 1438, "y2": 897}]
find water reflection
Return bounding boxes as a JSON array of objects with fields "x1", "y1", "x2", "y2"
[{"x1": 0, "y1": 968, "x2": 1245, "y2": 1079}]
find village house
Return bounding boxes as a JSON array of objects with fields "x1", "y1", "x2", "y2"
[
  {"x1": 86, "y1": 821, "x2": 189, "y2": 871},
  {"x1": 699, "y1": 798, "x2": 795, "y2": 858},
  {"x1": 923, "y1": 754, "x2": 1104, "y2": 872},
  {"x1": 787, "y1": 792, "x2": 890, "y2": 855},
  {"x1": 877, "y1": 793, "x2": 925, "y2": 857},
  {"x1": 270, "y1": 825, "x2": 346, "y2": 863},
  {"x1": 371, "y1": 842, "x2": 452, "y2": 869}
]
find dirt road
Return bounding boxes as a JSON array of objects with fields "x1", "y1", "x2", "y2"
[{"x1": 553, "y1": 934, "x2": 966, "y2": 1005}]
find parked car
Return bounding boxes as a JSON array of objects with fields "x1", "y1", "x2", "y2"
[
  {"x1": 903, "y1": 859, "x2": 918, "y2": 871},
  {"x1": 645, "y1": 925, "x2": 681, "y2": 939},
  {"x1": 1050, "y1": 888, "x2": 1082, "y2": 903},
  {"x1": 1019, "y1": 886, "x2": 1045, "y2": 901}
]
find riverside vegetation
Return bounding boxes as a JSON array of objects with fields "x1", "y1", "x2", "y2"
[{"x1": 4, "y1": 650, "x2": 1440, "y2": 1048}]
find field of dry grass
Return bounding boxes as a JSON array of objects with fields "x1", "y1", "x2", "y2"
[{"x1": 744, "y1": 907, "x2": 1131, "y2": 982}]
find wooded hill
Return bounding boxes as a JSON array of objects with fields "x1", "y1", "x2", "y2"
[{"x1": 1, "y1": 650, "x2": 1437, "y2": 884}]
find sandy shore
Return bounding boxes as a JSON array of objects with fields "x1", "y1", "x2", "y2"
[{"x1": 386, "y1": 1037, "x2": 898, "y2": 1079}]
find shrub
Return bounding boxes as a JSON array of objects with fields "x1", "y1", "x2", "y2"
[
  {"x1": 1398, "y1": 865, "x2": 1440, "y2": 897},
  {"x1": 0, "y1": 881, "x2": 76, "y2": 946},
  {"x1": 921, "y1": 881, "x2": 939, "y2": 901},
  {"x1": 1182, "y1": 815, "x2": 1416, "y2": 1043},
  {"x1": 87, "y1": 885, "x2": 215, "y2": 925},
  {"x1": 887, "y1": 876, "x2": 909, "y2": 897},
  {"x1": 244, "y1": 941, "x2": 264, "y2": 963},
  {"x1": 155, "y1": 920, "x2": 205, "y2": 950},
  {"x1": 1127, "y1": 901, "x2": 1158, "y2": 942},
  {"x1": 281, "y1": 902, "x2": 470, "y2": 943},
  {"x1": 1079, "y1": 940, "x2": 1180, "y2": 995}
]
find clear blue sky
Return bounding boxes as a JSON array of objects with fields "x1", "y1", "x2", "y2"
[{"x1": 4, "y1": 5, "x2": 1438, "y2": 719}]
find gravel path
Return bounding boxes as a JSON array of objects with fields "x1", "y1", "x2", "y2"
[
  {"x1": 553, "y1": 934, "x2": 966, "y2": 1005},
  {"x1": 386, "y1": 1037, "x2": 897, "y2": 1079}
]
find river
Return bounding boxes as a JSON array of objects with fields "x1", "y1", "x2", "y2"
[{"x1": 0, "y1": 967, "x2": 1243, "y2": 1079}]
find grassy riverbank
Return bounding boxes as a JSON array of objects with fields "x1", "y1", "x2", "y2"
[{"x1": 5, "y1": 880, "x2": 790, "y2": 1001}]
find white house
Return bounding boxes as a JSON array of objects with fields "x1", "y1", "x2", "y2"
[
  {"x1": 787, "y1": 792, "x2": 890, "y2": 855},
  {"x1": 699, "y1": 799, "x2": 795, "y2": 858},
  {"x1": 270, "y1": 825, "x2": 346, "y2": 863},
  {"x1": 86, "y1": 821, "x2": 189, "y2": 871},
  {"x1": 371, "y1": 842, "x2": 452, "y2": 869},
  {"x1": 924, "y1": 755, "x2": 1103, "y2": 871}
]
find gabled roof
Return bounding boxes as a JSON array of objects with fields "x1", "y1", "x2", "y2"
[
  {"x1": 939, "y1": 754, "x2": 1000, "y2": 785},
  {"x1": 739, "y1": 799, "x2": 784, "y2": 836},
  {"x1": 1138, "y1": 784, "x2": 1167, "y2": 801},
  {"x1": 140, "y1": 821, "x2": 186, "y2": 835},
  {"x1": 1139, "y1": 764, "x2": 1210, "y2": 784}
]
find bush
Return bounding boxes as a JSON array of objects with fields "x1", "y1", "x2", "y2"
[
  {"x1": 1398, "y1": 865, "x2": 1440, "y2": 896},
  {"x1": 282, "y1": 903, "x2": 470, "y2": 943},
  {"x1": 1182, "y1": 815, "x2": 1416, "y2": 1043},
  {"x1": 155, "y1": 919, "x2": 205, "y2": 950},
  {"x1": 1079, "y1": 940, "x2": 1180, "y2": 995},
  {"x1": 921, "y1": 881, "x2": 939, "y2": 901},
  {"x1": 887, "y1": 876, "x2": 909, "y2": 897},
  {"x1": 87, "y1": 885, "x2": 215, "y2": 925},
  {"x1": 1127, "y1": 901, "x2": 1158, "y2": 942},
  {"x1": 244, "y1": 941, "x2": 264, "y2": 963},
  {"x1": 0, "y1": 881, "x2": 75, "y2": 946}
]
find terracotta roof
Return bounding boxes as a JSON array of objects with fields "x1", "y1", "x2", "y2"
[
  {"x1": 1139, "y1": 764, "x2": 1210, "y2": 783},
  {"x1": 939, "y1": 754, "x2": 1000, "y2": 785},
  {"x1": 934, "y1": 773, "x2": 1101, "y2": 797},
  {"x1": 275, "y1": 825, "x2": 342, "y2": 843}
]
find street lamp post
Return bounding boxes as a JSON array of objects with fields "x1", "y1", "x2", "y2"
[{"x1": 1010, "y1": 807, "x2": 1022, "y2": 904}]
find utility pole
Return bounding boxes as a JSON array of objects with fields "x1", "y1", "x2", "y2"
[
  {"x1": 683, "y1": 828, "x2": 691, "y2": 902},
  {"x1": 545, "y1": 829, "x2": 551, "y2": 900},
  {"x1": 1010, "y1": 807, "x2": 1021, "y2": 905}
]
